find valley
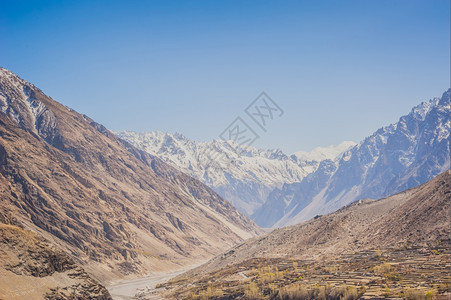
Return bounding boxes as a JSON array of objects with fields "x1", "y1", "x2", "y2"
[
  {"x1": 108, "y1": 266, "x2": 197, "y2": 300},
  {"x1": 1, "y1": 2, "x2": 449, "y2": 300},
  {"x1": 0, "y1": 69, "x2": 448, "y2": 299}
]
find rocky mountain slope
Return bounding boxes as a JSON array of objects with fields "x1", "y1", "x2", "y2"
[
  {"x1": 256, "y1": 90, "x2": 450, "y2": 227},
  {"x1": 0, "y1": 67, "x2": 260, "y2": 284},
  {"x1": 158, "y1": 171, "x2": 450, "y2": 299},
  {"x1": 116, "y1": 130, "x2": 354, "y2": 217},
  {"x1": 0, "y1": 223, "x2": 112, "y2": 300},
  {"x1": 199, "y1": 171, "x2": 451, "y2": 269}
]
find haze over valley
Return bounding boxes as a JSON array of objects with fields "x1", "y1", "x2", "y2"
[
  {"x1": 1, "y1": 1, "x2": 449, "y2": 299},
  {"x1": 0, "y1": 68, "x2": 448, "y2": 299},
  {"x1": 118, "y1": 90, "x2": 450, "y2": 228}
]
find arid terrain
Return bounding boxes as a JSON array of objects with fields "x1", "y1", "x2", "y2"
[
  {"x1": 0, "y1": 67, "x2": 449, "y2": 300},
  {"x1": 1, "y1": 1, "x2": 449, "y2": 299},
  {"x1": 108, "y1": 265, "x2": 200, "y2": 300},
  {"x1": 153, "y1": 171, "x2": 450, "y2": 299},
  {"x1": 0, "y1": 68, "x2": 260, "y2": 298},
  {"x1": 0, "y1": 224, "x2": 112, "y2": 300}
]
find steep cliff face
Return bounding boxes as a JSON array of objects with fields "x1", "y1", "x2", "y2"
[
  {"x1": 256, "y1": 90, "x2": 450, "y2": 227},
  {"x1": 0, "y1": 67, "x2": 260, "y2": 282}
]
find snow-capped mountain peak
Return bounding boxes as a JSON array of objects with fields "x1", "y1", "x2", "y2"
[
  {"x1": 290, "y1": 141, "x2": 356, "y2": 162},
  {"x1": 116, "y1": 129, "x2": 353, "y2": 217},
  {"x1": 117, "y1": 90, "x2": 450, "y2": 228},
  {"x1": 255, "y1": 90, "x2": 450, "y2": 227}
]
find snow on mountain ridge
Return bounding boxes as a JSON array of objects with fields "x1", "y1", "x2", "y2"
[
  {"x1": 290, "y1": 141, "x2": 356, "y2": 162},
  {"x1": 117, "y1": 91, "x2": 449, "y2": 227},
  {"x1": 257, "y1": 90, "x2": 450, "y2": 227},
  {"x1": 0, "y1": 67, "x2": 59, "y2": 142},
  {"x1": 116, "y1": 129, "x2": 353, "y2": 217}
]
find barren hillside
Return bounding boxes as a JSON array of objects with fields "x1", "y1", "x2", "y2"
[
  {"x1": 158, "y1": 171, "x2": 450, "y2": 299},
  {"x1": 0, "y1": 67, "x2": 261, "y2": 284}
]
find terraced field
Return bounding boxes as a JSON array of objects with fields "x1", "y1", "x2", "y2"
[{"x1": 156, "y1": 246, "x2": 450, "y2": 299}]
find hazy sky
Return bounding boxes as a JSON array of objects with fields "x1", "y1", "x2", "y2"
[{"x1": 2, "y1": 0, "x2": 449, "y2": 153}]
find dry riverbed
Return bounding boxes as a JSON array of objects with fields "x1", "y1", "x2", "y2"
[{"x1": 107, "y1": 264, "x2": 201, "y2": 300}]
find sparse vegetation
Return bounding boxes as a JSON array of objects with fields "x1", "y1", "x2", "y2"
[
  {"x1": 276, "y1": 283, "x2": 363, "y2": 300},
  {"x1": 404, "y1": 288, "x2": 427, "y2": 300},
  {"x1": 373, "y1": 262, "x2": 392, "y2": 275},
  {"x1": 165, "y1": 247, "x2": 450, "y2": 300},
  {"x1": 245, "y1": 281, "x2": 261, "y2": 299}
]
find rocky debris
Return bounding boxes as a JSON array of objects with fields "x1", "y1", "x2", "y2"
[{"x1": 0, "y1": 223, "x2": 112, "y2": 300}]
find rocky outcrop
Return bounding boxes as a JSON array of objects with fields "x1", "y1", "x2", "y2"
[{"x1": 0, "y1": 223, "x2": 112, "y2": 300}]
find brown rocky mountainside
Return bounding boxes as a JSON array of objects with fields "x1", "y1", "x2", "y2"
[
  {"x1": 0, "y1": 224, "x2": 112, "y2": 300},
  {"x1": 0, "y1": 67, "x2": 261, "y2": 285},
  {"x1": 160, "y1": 171, "x2": 450, "y2": 299},
  {"x1": 183, "y1": 171, "x2": 450, "y2": 275}
]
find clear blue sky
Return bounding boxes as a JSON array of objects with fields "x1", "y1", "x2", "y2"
[{"x1": 1, "y1": 0, "x2": 449, "y2": 153}]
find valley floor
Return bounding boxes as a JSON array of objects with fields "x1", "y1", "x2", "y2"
[{"x1": 107, "y1": 263, "x2": 204, "y2": 300}]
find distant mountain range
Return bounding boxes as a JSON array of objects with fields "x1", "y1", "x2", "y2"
[
  {"x1": 116, "y1": 130, "x2": 355, "y2": 216},
  {"x1": 118, "y1": 90, "x2": 450, "y2": 228},
  {"x1": 257, "y1": 89, "x2": 450, "y2": 227}
]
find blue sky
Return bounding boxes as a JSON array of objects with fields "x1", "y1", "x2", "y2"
[{"x1": 1, "y1": 0, "x2": 449, "y2": 152}]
